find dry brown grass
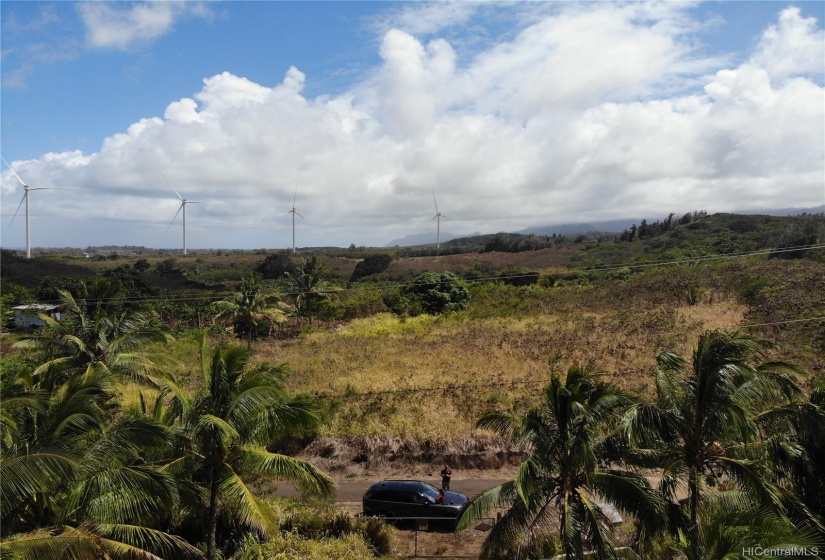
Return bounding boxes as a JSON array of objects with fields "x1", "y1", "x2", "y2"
[
  {"x1": 253, "y1": 291, "x2": 748, "y2": 440},
  {"x1": 385, "y1": 246, "x2": 578, "y2": 277}
]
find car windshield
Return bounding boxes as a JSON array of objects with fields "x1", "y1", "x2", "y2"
[{"x1": 420, "y1": 482, "x2": 441, "y2": 502}]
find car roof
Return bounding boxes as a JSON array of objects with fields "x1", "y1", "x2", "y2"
[{"x1": 368, "y1": 480, "x2": 432, "y2": 491}]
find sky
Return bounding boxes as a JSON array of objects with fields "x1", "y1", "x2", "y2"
[{"x1": 1, "y1": 1, "x2": 824, "y2": 251}]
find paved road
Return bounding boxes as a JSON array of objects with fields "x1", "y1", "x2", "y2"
[
  {"x1": 274, "y1": 474, "x2": 683, "y2": 504},
  {"x1": 274, "y1": 478, "x2": 509, "y2": 503}
]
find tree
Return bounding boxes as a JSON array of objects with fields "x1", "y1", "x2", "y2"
[
  {"x1": 166, "y1": 340, "x2": 335, "y2": 560},
  {"x1": 18, "y1": 278, "x2": 172, "y2": 387},
  {"x1": 214, "y1": 274, "x2": 288, "y2": 348},
  {"x1": 624, "y1": 330, "x2": 804, "y2": 553},
  {"x1": 457, "y1": 362, "x2": 664, "y2": 560},
  {"x1": 384, "y1": 271, "x2": 469, "y2": 316},
  {"x1": 284, "y1": 256, "x2": 337, "y2": 325},
  {"x1": 670, "y1": 492, "x2": 822, "y2": 560},
  {"x1": 256, "y1": 252, "x2": 298, "y2": 280},
  {"x1": 759, "y1": 386, "x2": 825, "y2": 531},
  {"x1": 0, "y1": 363, "x2": 201, "y2": 559},
  {"x1": 350, "y1": 254, "x2": 392, "y2": 282}
]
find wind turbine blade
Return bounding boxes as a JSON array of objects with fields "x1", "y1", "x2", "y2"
[
  {"x1": 295, "y1": 211, "x2": 306, "y2": 220},
  {"x1": 162, "y1": 171, "x2": 184, "y2": 200},
  {"x1": 432, "y1": 189, "x2": 439, "y2": 214},
  {"x1": 166, "y1": 203, "x2": 184, "y2": 231},
  {"x1": 186, "y1": 200, "x2": 204, "y2": 204},
  {"x1": 432, "y1": 214, "x2": 438, "y2": 221},
  {"x1": 293, "y1": 183, "x2": 298, "y2": 206},
  {"x1": 276, "y1": 211, "x2": 291, "y2": 217},
  {"x1": 2, "y1": 157, "x2": 27, "y2": 187},
  {"x1": 7, "y1": 194, "x2": 26, "y2": 230},
  {"x1": 441, "y1": 215, "x2": 452, "y2": 220}
]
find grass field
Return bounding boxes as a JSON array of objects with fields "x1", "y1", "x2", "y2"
[{"x1": 235, "y1": 259, "x2": 822, "y2": 443}]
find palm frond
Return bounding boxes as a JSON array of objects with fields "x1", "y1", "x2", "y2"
[
  {"x1": 0, "y1": 451, "x2": 78, "y2": 517},
  {"x1": 216, "y1": 464, "x2": 279, "y2": 535},
  {"x1": 235, "y1": 448, "x2": 335, "y2": 497},
  {"x1": 456, "y1": 481, "x2": 518, "y2": 531}
]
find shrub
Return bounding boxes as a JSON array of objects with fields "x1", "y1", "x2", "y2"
[
  {"x1": 257, "y1": 252, "x2": 298, "y2": 279},
  {"x1": 350, "y1": 254, "x2": 392, "y2": 281},
  {"x1": 233, "y1": 532, "x2": 378, "y2": 560},
  {"x1": 384, "y1": 272, "x2": 469, "y2": 316},
  {"x1": 498, "y1": 267, "x2": 540, "y2": 286},
  {"x1": 277, "y1": 506, "x2": 395, "y2": 556}
]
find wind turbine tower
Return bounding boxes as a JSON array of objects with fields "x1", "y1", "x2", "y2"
[
  {"x1": 431, "y1": 189, "x2": 451, "y2": 249},
  {"x1": 281, "y1": 184, "x2": 305, "y2": 254},
  {"x1": 164, "y1": 172, "x2": 202, "y2": 255},
  {"x1": 3, "y1": 157, "x2": 68, "y2": 259}
]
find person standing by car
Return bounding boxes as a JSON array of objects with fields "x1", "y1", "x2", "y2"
[{"x1": 440, "y1": 464, "x2": 452, "y2": 491}]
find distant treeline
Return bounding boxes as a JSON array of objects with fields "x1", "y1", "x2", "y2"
[{"x1": 618, "y1": 211, "x2": 708, "y2": 242}]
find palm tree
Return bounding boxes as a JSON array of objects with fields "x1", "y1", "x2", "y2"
[
  {"x1": 214, "y1": 274, "x2": 288, "y2": 348},
  {"x1": 670, "y1": 491, "x2": 822, "y2": 560},
  {"x1": 165, "y1": 338, "x2": 335, "y2": 560},
  {"x1": 0, "y1": 363, "x2": 202, "y2": 559},
  {"x1": 624, "y1": 330, "x2": 804, "y2": 551},
  {"x1": 18, "y1": 278, "x2": 172, "y2": 387},
  {"x1": 457, "y1": 362, "x2": 664, "y2": 560},
  {"x1": 283, "y1": 256, "x2": 337, "y2": 325},
  {"x1": 758, "y1": 386, "x2": 825, "y2": 533}
]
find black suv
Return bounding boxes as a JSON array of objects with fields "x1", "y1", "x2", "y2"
[{"x1": 362, "y1": 480, "x2": 469, "y2": 525}]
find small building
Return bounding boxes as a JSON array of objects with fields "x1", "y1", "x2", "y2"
[{"x1": 13, "y1": 304, "x2": 62, "y2": 330}]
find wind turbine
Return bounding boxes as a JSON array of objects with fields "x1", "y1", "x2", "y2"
[
  {"x1": 3, "y1": 156, "x2": 70, "y2": 259},
  {"x1": 431, "y1": 189, "x2": 451, "y2": 249},
  {"x1": 279, "y1": 184, "x2": 305, "y2": 254},
  {"x1": 164, "y1": 172, "x2": 202, "y2": 255}
]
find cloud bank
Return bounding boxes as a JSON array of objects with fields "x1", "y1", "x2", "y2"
[{"x1": 2, "y1": 3, "x2": 823, "y2": 249}]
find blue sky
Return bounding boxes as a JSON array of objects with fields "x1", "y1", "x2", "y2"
[{"x1": 1, "y1": 1, "x2": 823, "y2": 251}]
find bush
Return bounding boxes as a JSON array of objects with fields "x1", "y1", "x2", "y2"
[
  {"x1": 498, "y1": 267, "x2": 540, "y2": 286},
  {"x1": 384, "y1": 272, "x2": 469, "y2": 316},
  {"x1": 257, "y1": 252, "x2": 299, "y2": 279},
  {"x1": 233, "y1": 532, "x2": 379, "y2": 560},
  {"x1": 277, "y1": 506, "x2": 395, "y2": 556},
  {"x1": 350, "y1": 254, "x2": 392, "y2": 282}
]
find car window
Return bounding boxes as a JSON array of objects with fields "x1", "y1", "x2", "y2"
[
  {"x1": 420, "y1": 485, "x2": 440, "y2": 502},
  {"x1": 418, "y1": 492, "x2": 434, "y2": 504}
]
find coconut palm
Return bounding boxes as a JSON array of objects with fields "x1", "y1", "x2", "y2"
[
  {"x1": 670, "y1": 491, "x2": 822, "y2": 560},
  {"x1": 18, "y1": 278, "x2": 172, "y2": 387},
  {"x1": 624, "y1": 330, "x2": 804, "y2": 549},
  {"x1": 163, "y1": 338, "x2": 335, "y2": 560},
  {"x1": 214, "y1": 274, "x2": 288, "y2": 348},
  {"x1": 457, "y1": 362, "x2": 665, "y2": 560},
  {"x1": 283, "y1": 256, "x2": 337, "y2": 325},
  {"x1": 757, "y1": 386, "x2": 825, "y2": 532},
  {"x1": 0, "y1": 363, "x2": 202, "y2": 559}
]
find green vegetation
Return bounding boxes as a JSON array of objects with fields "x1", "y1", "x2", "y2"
[
  {"x1": 383, "y1": 271, "x2": 469, "y2": 315},
  {"x1": 457, "y1": 361, "x2": 664, "y2": 559},
  {"x1": 459, "y1": 332, "x2": 825, "y2": 559},
  {"x1": 1, "y1": 212, "x2": 823, "y2": 558},
  {"x1": 214, "y1": 274, "x2": 288, "y2": 347}
]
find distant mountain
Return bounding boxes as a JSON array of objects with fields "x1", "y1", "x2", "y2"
[
  {"x1": 517, "y1": 219, "x2": 641, "y2": 236},
  {"x1": 385, "y1": 206, "x2": 824, "y2": 247},
  {"x1": 737, "y1": 205, "x2": 824, "y2": 217}
]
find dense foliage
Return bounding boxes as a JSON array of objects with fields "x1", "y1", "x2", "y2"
[
  {"x1": 383, "y1": 271, "x2": 469, "y2": 316},
  {"x1": 350, "y1": 253, "x2": 393, "y2": 281}
]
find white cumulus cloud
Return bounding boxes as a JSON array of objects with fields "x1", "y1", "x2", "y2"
[
  {"x1": 2, "y1": 3, "x2": 823, "y2": 250},
  {"x1": 78, "y1": 1, "x2": 211, "y2": 50}
]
